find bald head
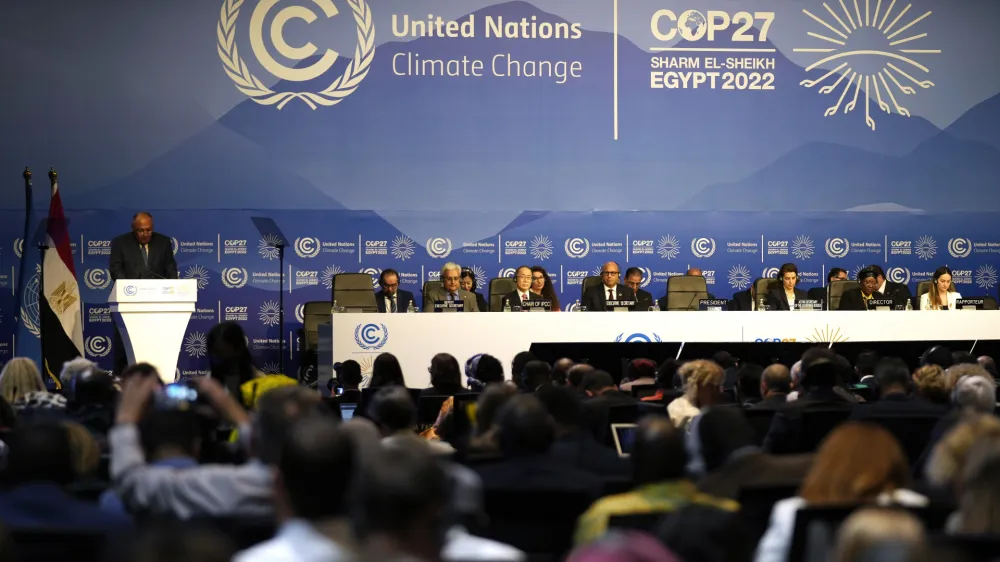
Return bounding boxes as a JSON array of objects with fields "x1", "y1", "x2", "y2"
[
  {"x1": 760, "y1": 363, "x2": 791, "y2": 396},
  {"x1": 687, "y1": 267, "x2": 703, "y2": 277},
  {"x1": 601, "y1": 261, "x2": 621, "y2": 288},
  {"x1": 131, "y1": 212, "x2": 154, "y2": 245},
  {"x1": 633, "y1": 417, "x2": 686, "y2": 485}
]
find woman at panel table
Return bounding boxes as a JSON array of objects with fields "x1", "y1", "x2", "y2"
[
  {"x1": 920, "y1": 266, "x2": 961, "y2": 310},
  {"x1": 765, "y1": 262, "x2": 809, "y2": 311},
  {"x1": 460, "y1": 268, "x2": 489, "y2": 313},
  {"x1": 530, "y1": 265, "x2": 561, "y2": 311},
  {"x1": 837, "y1": 268, "x2": 883, "y2": 311}
]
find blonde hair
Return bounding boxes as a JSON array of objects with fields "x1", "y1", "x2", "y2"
[
  {"x1": 680, "y1": 360, "x2": 724, "y2": 401},
  {"x1": 912, "y1": 365, "x2": 949, "y2": 404},
  {"x1": 944, "y1": 363, "x2": 993, "y2": 393},
  {"x1": 0, "y1": 357, "x2": 45, "y2": 403},
  {"x1": 927, "y1": 414, "x2": 1000, "y2": 487},
  {"x1": 834, "y1": 507, "x2": 924, "y2": 562},
  {"x1": 63, "y1": 421, "x2": 100, "y2": 477}
]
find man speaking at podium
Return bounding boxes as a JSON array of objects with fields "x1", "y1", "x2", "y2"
[
  {"x1": 109, "y1": 212, "x2": 178, "y2": 281},
  {"x1": 109, "y1": 212, "x2": 178, "y2": 374}
]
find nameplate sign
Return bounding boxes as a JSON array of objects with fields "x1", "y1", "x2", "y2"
[
  {"x1": 795, "y1": 299, "x2": 822, "y2": 312},
  {"x1": 523, "y1": 299, "x2": 553, "y2": 312},
  {"x1": 433, "y1": 301, "x2": 465, "y2": 312},
  {"x1": 956, "y1": 298, "x2": 986, "y2": 311},
  {"x1": 699, "y1": 299, "x2": 728, "y2": 312},
  {"x1": 606, "y1": 300, "x2": 635, "y2": 312},
  {"x1": 868, "y1": 299, "x2": 895, "y2": 311}
]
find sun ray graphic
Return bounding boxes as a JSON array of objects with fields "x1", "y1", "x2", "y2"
[
  {"x1": 794, "y1": 2, "x2": 939, "y2": 130},
  {"x1": 806, "y1": 324, "x2": 850, "y2": 344}
]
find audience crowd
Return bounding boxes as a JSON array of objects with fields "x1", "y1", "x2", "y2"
[{"x1": 0, "y1": 321, "x2": 999, "y2": 562}]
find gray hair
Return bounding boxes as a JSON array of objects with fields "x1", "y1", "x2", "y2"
[
  {"x1": 59, "y1": 357, "x2": 100, "y2": 390},
  {"x1": 954, "y1": 376, "x2": 997, "y2": 414},
  {"x1": 440, "y1": 262, "x2": 461, "y2": 278}
]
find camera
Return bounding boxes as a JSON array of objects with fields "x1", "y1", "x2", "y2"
[{"x1": 153, "y1": 382, "x2": 200, "y2": 411}]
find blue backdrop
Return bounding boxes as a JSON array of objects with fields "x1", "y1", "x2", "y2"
[{"x1": 1, "y1": 0, "x2": 999, "y2": 375}]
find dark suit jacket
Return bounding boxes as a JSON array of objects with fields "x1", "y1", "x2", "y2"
[
  {"x1": 582, "y1": 391, "x2": 638, "y2": 441},
  {"x1": 549, "y1": 431, "x2": 630, "y2": 479},
  {"x1": 661, "y1": 290, "x2": 718, "y2": 311},
  {"x1": 374, "y1": 289, "x2": 414, "y2": 313},
  {"x1": 806, "y1": 287, "x2": 828, "y2": 309},
  {"x1": 880, "y1": 281, "x2": 913, "y2": 308},
  {"x1": 502, "y1": 290, "x2": 541, "y2": 311},
  {"x1": 635, "y1": 289, "x2": 654, "y2": 311},
  {"x1": 697, "y1": 451, "x2": 813, "y2": 500},
  {"x1": 474, "y1": 455, "x2": 604, "y2": 498},
  {"x1": 473, "y1": 291, "x2": 488, "y2": 313},
  {"x1": 109, "y1": 232, "x2": 178, "y2": 280},
  {"x1": 762, "y1": 388, "x2": 855, "y2": 454},
  {"x1": 848, "y1": 392, "x2": 947, "y2": 421},
  {"x1": 765, "y1": 288, "x2": 810, "y2": 311},
  {"x1": 749, "y1": 393, "x2": 788, "y2": 411},
  {"x1": 837, "y1": 289, "x2": 884, "y2": 311},
  {"x1": 582, "y1": 284, "x2": 637, "y2": 312},
  {"x1": 728, "y1": 289, "x2": 753, "y2": 311},
  {"x1": 0, "y1": 482, "x2": 132, "y2": 532}
]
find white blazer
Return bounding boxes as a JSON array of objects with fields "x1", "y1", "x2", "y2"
[{"x1": 920, "y1": 291, "x2": 962, "y2": 310}]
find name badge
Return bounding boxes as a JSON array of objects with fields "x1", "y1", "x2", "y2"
[
  {"x1": 868, "y1": 299, "x2": 895, "y2": 311},
  {"x1": 795, "y1": 299, "x2": 822, "y2": 311},
  {"x1": 433, "y1": 301, "x2": 465, "y2": 312},
  {"x1": 699, "y1": 299, "x2": 728, "y2": 312},
  {"x1": 956, "y1": 298, "x2": 985, "y2": 311},
  {"x1": 523, "y1": 299, "x2": 553, "y2": 312},
  {"x1": 606, "y1": 300, "x2": 635, "y2": 312}
]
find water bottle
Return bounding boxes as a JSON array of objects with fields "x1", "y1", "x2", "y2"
[
  {"x1": 648, "y1": 301, "x2": 659, "y2": 312},
  {"x1": 574, "y1": 299, "x2": 584, "y2": 312},
  {"x1": 757, "y1": 296, "x2": 767, "y2": 312},
  {"x1": 407, "y1": 301, "x2": 416, "y2": 313},
  {"x1": 502, "y1": 300, "x2": 512, "y2": 313},
  {"x1": 331, "y1": 299, "x2": 340, "y2": 314},
  {"x1": 905, "y1": 299, "x2": 913, "y2": 311}
]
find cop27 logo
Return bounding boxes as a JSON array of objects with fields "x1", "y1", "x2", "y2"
[
  {"x1": 948, "y1": 238, "x2": 972, "y2": 259},
  {"x1": 564, "y1": 238, "x2": 590, "y2": 259},
  {"x1": 354, "y1": 323, "x2": 388, "y2": 350},
  {"x1": 85, "y1": 336, "x2": 112, "y2": 358},
  {"x1": 217, "y1": 0, "x2": 374, "y2": 109},
  {"x1": 615, "y1": 332, "x2": 662, "y2": 343}
]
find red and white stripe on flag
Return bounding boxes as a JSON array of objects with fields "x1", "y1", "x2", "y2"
[{"x1": 43, "y1": 179, "x2": 84, "y2": 356}]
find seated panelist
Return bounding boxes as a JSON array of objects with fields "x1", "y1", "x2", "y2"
[
  {"x1": 837, "y1": 267, "x2": 883, "y2": 311},
  {"x1": 766, "y1": 263, "x2": 809, "y2": 311},
  {"x1": 920, "y1": 266, "x2": 961, "y2": 310},
  {"x1": 375, "y1": 268, "x2": 414, "y2": 313},
  {"x1": 582, "y1": 261, "x2": 636, "y2": 311},
  {"x1": 423, "y1": 262, "x2": 479, "y2": 312},
  {"x1": 502, "y1": 266, "x2": 538, "y2": 310}
]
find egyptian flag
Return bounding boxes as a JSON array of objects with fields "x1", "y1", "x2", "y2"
[{"x1": 40, "y1": 169, "x2": 83, "y2": 383}]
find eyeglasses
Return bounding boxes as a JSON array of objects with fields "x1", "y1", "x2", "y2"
[
  {"x1": 382, "y1": 283, "x2": 398, "y2": 289},
  {"x1": 602, "y1": 271, "x2": 620, "y2": 276},
  {"x1": 515, "y1": 274, "x2": 532, "y2": 280}
]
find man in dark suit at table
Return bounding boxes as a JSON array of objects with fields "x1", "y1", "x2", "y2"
[
  {"x1": 583, "y1": 261, "x2": 636, "y2": 311},
  {"x1": 374, "y1": 268, "x2": 414, "y2": 313},
  {"x1": 502, "y1": 266, "x2": 537, "y2": 311},
  {"x1": 870, "y1": 265, "x2": 913, "y2": 309},
  {"x1": 838, "y1": 268, "x2": 883, "y2": 311},
  {"x1": 624, "y1": 267, "x2": 655, "y2": 311},
  {"x1": 109, "y1": 212, "x2": 178, "y2": 374},
  {"x1": 657, "y1": 267, "x2": 715, "y2": 311},
  {"x1": 109, "y1": 212, "x2": 178, "y2": 281}
]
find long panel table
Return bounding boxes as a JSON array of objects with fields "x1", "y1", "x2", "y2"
[{"x1": 330, "y1": 311, "x2": 998, "y2": 389}]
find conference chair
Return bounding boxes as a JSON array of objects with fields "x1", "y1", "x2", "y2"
[
  {"x1": 422, "y1": 281, "x2": 444, "y2": 309},
  {"x1": 580, "y1": 275, "x2": 602, "y2": 304},
  {"x1": 297, "y1": 300, "x2": 332, "y2": 384},
  {"x1": 985, "y1": 296, "x2": 999, "y2": 310},
  {"x1": 488, "y1": 277, "x2": 517, "y2": 311},
  {"x1": 665, "y1": 275, "x2": 708, "y2": 310},
  {"x1": 827, "y1": 280, "x2": 859, "y2": 311},
  {"x1": 753, "y1": 277, "x2": 780, "y2": 308},
  {"x1": 331, "y1": 273, "x2": 378, "y2": 312},
  {"x1": 916, "y1": 280, "x2": 958, "y2": 297}
]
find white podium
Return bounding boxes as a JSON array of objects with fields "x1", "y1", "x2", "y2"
[{"x1": 110, "y1": 280, "x2": 197, "y2": 383}]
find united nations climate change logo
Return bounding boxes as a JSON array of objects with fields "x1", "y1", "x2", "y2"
[
  {"x1": 85, "y1": 336, "x2": 112, "y2": 358},
  {"x1": 84, "y1": 268, "x2": 112, "y2": 291},
  {"x1": 565, "y1": 238, "x2": 590, "y2": 259},
  {"x1": 887, "y1": 266, "x2": 910, "y2": 285},
  {"x1": 294, "y1": 303, "x2": 306, "y2": 323},
  {"x1": 615, "y1": 332, "x2": 662, "y2": 343},
  {"x1": 360, "y1": 267, "x2": 382, "y2": 288},
  {"x1": 691, "y1": 237, "x2": 715, "y2": 259},
  {"x1": 20, "y1": 266, "x2": 40, "y2": 337},
  {"x1": 427, "y1": 238, "x2": 453, "y2": 259},
  {"x1": 498, "y1": 267, "x2": 517, "y2": 278},
  {"x1": 218, "y1": 0, "x2": 374, "y2": 109},
  {"x1": 794, "y1": 1, "x2": 939, "y2": 130},
  {"x1": 355, "y1": 323, "x2": 388, "y2": 350}
]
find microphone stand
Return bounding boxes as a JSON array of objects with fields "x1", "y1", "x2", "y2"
[{"x1": 276, "y1": 242, "x2": 286, "y2": 375}]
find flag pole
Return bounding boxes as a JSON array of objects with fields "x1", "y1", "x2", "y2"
[
  {"x1": 36, "y1": 169, "x2": 54, "y2": 376},
  {"x1": 15, "y1": 168, "x2": 32, "y2": 339}
]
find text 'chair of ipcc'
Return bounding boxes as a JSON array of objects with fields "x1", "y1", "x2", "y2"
[
  {"x1": 331, "y1": 273, "x2": 378, "y2": 312},
  {"x1": 666, "y1": 275, "x2": 708, "y2": 311}
]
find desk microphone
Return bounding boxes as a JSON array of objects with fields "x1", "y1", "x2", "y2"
[{"x1": 134, "y1": 253, "x2": 167, "y2": 280}]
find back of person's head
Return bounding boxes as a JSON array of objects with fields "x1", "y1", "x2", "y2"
[
  {"x1": 580, "y1": 370, "x2": 616, "y2": 395},
  {"x1": 511, "y1": 351, "x2": 537, "y2": 387},
  {"x1": 633, "y1": 416, "x2": 686, "y2": 485},
  {"x1": 567, "y1": 363, "x2": 594, "y2": 389},
  {"x1": 952, "y1": 351, "x2": 977, "y2": 366},
  {"x1": 70, "y1": 367, "x2": 116, "y2": 408},
  {"x1": 761, "y1": 363, "x2": 791, "y2": 394},
  {"x1": 567, "y1": 531, "x2": 681, "y2": 562},
  {"x1": 698, "y1": 406, "x2": 756, "y2": 472},
  {"x1": 429, "y1": 353, "x2": 462, "y2": 391},
  {"x1": 6, "y1": 422, "x2": 74, "y2": 486},
  {"x1": 369, "y1": 386, "x2": 416, "y2": 434},
  {"x1": 535, "y1": 385, "x2": 584, "y2": 431},
  {"x1": 0, "y1": 357, "x2": 44, "y2": 403},
  {"x1": 955, "y1": 438, "x2": 1000, "y2": 534},
  {"x1": 355, "y1": 441, "x2": 451, "y2": 558},
  {"x1": 952, "y1": 375, "x2": 997, "y2": 413},
  {"x1": 371, "y1": 353, "x2": 405, "y2": 388},
  {"x1": 494, "y1": 394, "x2": 554, "y2": 456},
  {"x1": 551, "y1": 358, "x2": 574, "y2": 386},
  {"x1": 64, "y1": 420, "x2": 101, "y2": 478},
  {"x1": 680, "y1": 360, "x2": 724, "y2": 399},
  {"x1": 945, "y1": 363, "x2": 994, "y2": 393},
  {"x1": 874, "y1": 358, "x2": 912, "y2": 395},
  {"x1": 800, "y1": 422, "x2": 909, "y2": 504},
  {"x1": 834, "y1": 507, "x2": 925, "y2": 562},
  {"x1": 712, "y1": 351, "x2": 737, "y2": 370},
  {"x1": 978, "y1": 355, "x2": 998, "y2": 378},
  {"x1": 521, "y1": 360, "x2": 552, "y2": 390},
  {"x1": 123, "y1": 523, "x2": 236, "y2": 562},
  {"x1": 140, "y1": 409, "x2": 201, "y2": 461},
  {"x1": 469, "y1": 354, "x2": 504, "y2": 386},
  {"x1": 279, "y1": 416, "x2": 354, "y2": 520},
  {"x1": 626, "y1": 359, "x2": 657, "y2": 383},
  {"x1": 122, "y1": 362, "x2": 160, "y2": 383},
  {"x1": 800, "y1": 355, "x2": 844, "y2": 389},
  {"x1": 474, "y1": 384, "x2": 518, "y2": 437},
  {"x1": 920, "y1": 346, "x2": 953, "y2": 369},
  {"x1": 58, "y1": 357, "x2": 101, "y2": 397},
  {"x1": 657, "y1": 504, "x2": 752, "y2": 562},
  {"x1": 335, "y1": 360, "x2": 363, "y2": 390},
  {"x1": 253, "y1": 385, "x2": 321, "y2": 464},
  {"x1": 656, "y1": 358, "x2": 682, "y2": 389},
  {"x1": 912, "y1": 364, "x2": 949, "y2": 405},
  {"x1": 855, "y1": 351, "x2": 881, "y2": 380},
  {"x1": 926, "y1": 414, "x2": 1000, "y2": 488}
]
